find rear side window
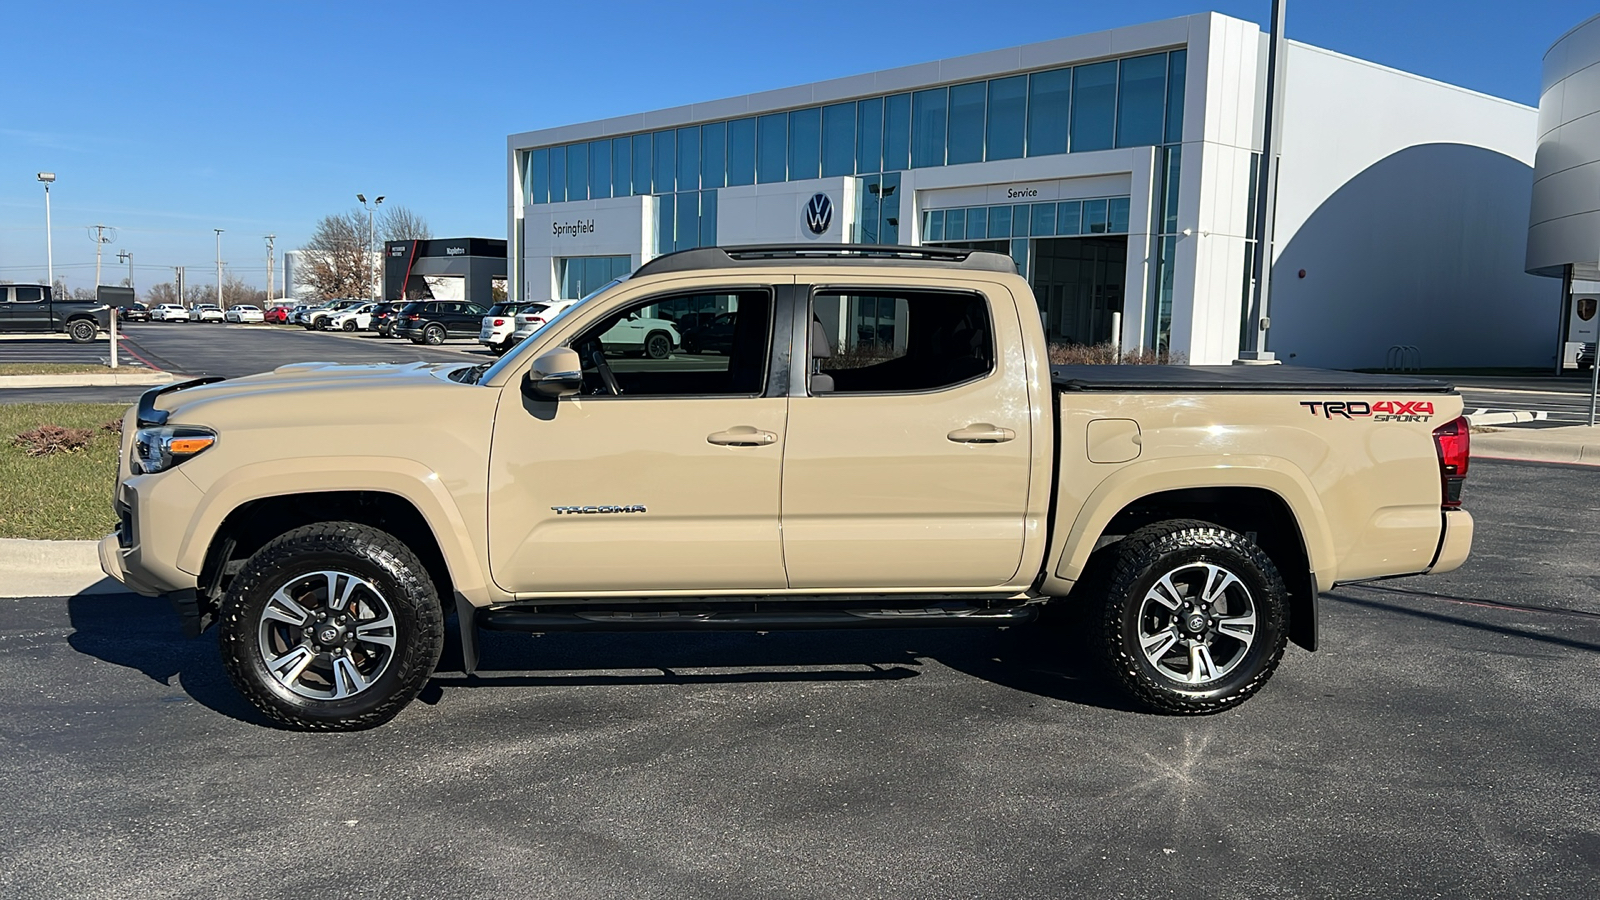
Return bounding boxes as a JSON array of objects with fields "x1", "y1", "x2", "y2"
[
  {"x1": 809, "y1": 290, "x2": 994, "y2": 394},
  {"x1": 14, "y1": 287, "x2": 44, "y2": 303}
]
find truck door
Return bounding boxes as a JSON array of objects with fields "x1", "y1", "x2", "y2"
[
  {"x1": 10, "y1": 286, "x2": 51, "y2": 332},
  {"x1": 487, "y1": 284, "x2": 791, "y2": 594},
  {"x1": 781, "y1": 284, "x2": 1034, "y2": 589}
]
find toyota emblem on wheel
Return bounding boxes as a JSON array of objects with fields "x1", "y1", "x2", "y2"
[{"x1": 804, "y1": 193, "x2": 833, "y2": 235}]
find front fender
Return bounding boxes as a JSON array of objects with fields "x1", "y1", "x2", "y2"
[
  {"x1": 1045, "y1": 455, "x2": 1339, "y2": 594},
  {"x1": 174, "y1": 456, "x2": 492, "y2": 604}
]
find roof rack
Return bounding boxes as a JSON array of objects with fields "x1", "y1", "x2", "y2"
[{"x1": 632, "y1": 244, "x2": 1018, "y2": 277}]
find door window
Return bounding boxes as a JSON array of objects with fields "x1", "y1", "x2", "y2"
[
  {"x1": 809, "y1": 290, "x2": 993, "y2": 394},
  {"x1": 569, "y1": 291, "x2": 772, "y2": 397},
  {"x1": 13, "y1": 287, "x2": 44, "y2": 303}
]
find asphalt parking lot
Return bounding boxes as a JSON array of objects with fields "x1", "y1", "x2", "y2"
[
  {"x1": 0, "y1": 322, "x2": 487, "y2": 405},
  {"x1": 2, "y1": 457, "x2": 1596, "y2": 899}
]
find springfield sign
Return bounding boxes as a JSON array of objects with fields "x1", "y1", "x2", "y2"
[{"x1": 553, "y1": 219, "x2": 596, "y2": 238}]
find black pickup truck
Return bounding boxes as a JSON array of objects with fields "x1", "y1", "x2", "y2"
[{"x1": 0, "y1": 284, "x2": 111, "y2": 343}]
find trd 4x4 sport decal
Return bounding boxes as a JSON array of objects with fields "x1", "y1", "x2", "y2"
[{"x1": 1300, "y1": 401, "x2": 1435, "y2": 422}]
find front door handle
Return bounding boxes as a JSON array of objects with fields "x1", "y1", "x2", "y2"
[
  {"x1": 947, "y1": 423, "x2": 1016, "y2": 444},
  {"x1": 707, "y1": 426, "x2": 778, "y2": 447}
]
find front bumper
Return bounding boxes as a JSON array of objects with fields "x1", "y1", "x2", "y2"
[
  {"x1": 1428, "y1": 509, "x2": 1474, "y2": 574},
  {"x1": 98, "y1": 532, "x2": 168, "y2": 597}
]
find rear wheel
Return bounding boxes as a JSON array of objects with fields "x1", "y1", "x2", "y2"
[
  {"x1": 422, "y1": 324, "x2": 446, "y2": 345},
  {"x1": 218, "y1": 522, "x2": 444, "y2": 731},
  {"x1": 1095, "y1": 519, "x2": 1288, "y2": 715},
  {"x1": 67, "y1": 319, "x2": 98, "y2": 343}
]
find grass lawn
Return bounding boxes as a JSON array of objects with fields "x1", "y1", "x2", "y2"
[
  {"x1": 0, "y1": 363, "x2": 112, "y2": 376},
  {"x1": 0, "y1": 403, "x2": 128, "y2": 540}
]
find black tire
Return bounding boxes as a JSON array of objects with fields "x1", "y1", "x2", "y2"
[
  {"x1": 218, "y1": 522, "x2": 444, "y2": 731},
  {"x1": 493, "y1": 339, "x2": 512, "y2": 356},
  {"x1": 644, "y1": 331, "x2": 672, "y2": 360},
  {"x1": 66, "y1": 319, "x2": 98, "y2": 343},
  {"x1": 1095, "y1": 519, "x2": 1288, "y2": 715},
  {"x1": 422, "y1": 324, "x2": 445, "y2": 346},
  {"x1": 342, "y1": 319, "x2": 357, "y2": 332}
]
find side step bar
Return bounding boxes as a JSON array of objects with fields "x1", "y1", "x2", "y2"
[{"x1": 478, "y1": 604, "x2": 1038, "y2": 634}]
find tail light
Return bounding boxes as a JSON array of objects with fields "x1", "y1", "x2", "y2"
[
  {"x1": 493, "y1": 318, "x2": 506, "y2": 326},
  {"x1": 406, "y1": 313, "x2": 420, "y2": 320},
  {"x1": 524, "y1": 317, "x2": 546, "y2": 327},
  {"x1": 1432, "y1": 416, "x2": 1470, "y2": 508}
]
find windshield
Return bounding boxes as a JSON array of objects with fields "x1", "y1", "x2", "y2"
[{"x1": 477, "y1": 276, "x2": 629, "y2": 385}]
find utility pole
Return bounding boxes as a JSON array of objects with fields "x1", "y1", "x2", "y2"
[
  {"x1": 116, "y1": 249, "x2": 134, "y2": 292},
  {"x1": 37, "y1": 173, "x2": 55, "y2": 290},
  {"x1": 357, "y1": 193, "x2": 384, "y2": 301},
  {"x1": 1238, "y1": 0, "x2": 1287, "y2": 364},
  {"x1": 214, "y1": 228, "x2": 225, "y2": 308},
  {"x1": 174, "y1": 266, "x2": 186, "y2": 308},
  {"x1": 265, "y1": 234, "x2": 276, "y2": 304},
  {"x1": 89, "y1": 224, "x2": 116, "y2": 288}
]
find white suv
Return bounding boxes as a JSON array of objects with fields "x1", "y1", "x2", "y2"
[
  {"x1": 479, "y1": 301, "x2": 568, "y2": 354},
  {"x1": 327, "y1": 302, "x2": 379, "y2": 332}
]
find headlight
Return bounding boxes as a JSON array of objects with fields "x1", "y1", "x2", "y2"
[{"x1": 133, "y1": 425, "x2": 217, "y2": 474}]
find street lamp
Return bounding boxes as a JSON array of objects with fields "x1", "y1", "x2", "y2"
[
  {"x1": 215, "y1": 229, "x2": 225, "y2": 308},
  {"x1": 36, "y1": 173, "x2": 55, "y2": 291},
  {"x1": 358, "y1": 193, "x2": 384, "y2": 301}
]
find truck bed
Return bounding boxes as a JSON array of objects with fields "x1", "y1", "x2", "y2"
[{"x1": 1051, "y1": 365, "x2": 1455, "y2": 394}]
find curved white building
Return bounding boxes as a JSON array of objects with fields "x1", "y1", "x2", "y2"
[{"x1": 1527, "y1": 14, "x2": 1600, "y2": 364}]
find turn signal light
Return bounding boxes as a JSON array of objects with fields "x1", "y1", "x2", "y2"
[
  {"x1": 168, "y1": 437, "x2": 215, "y2": 455},
  {"x1": 1432, "y1": 416, "x2": 1470, "y2": 508}
]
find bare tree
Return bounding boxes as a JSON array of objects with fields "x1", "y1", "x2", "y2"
[
  {"x1": 221, "y1": 272, "x2": 266, "y2": 308},
  {"x1": 300, "y1": 209, "x2": 372, "y2": 301},
  {"x1": 145, "y1": 282, "x2": 180, "y2": 305},
  {"x1": 184, "y1": 283, "x2": 213, "y2": 307},
  {"x1": 379, "y1": 205, "x2": 432, "y2": 241}
]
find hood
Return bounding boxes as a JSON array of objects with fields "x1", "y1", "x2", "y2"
[{"x1": 148, "y1": 361, "x2": 476, "y2": 423}]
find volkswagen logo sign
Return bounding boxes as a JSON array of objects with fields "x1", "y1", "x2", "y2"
[{"x1": 803, "y1": 193, "x2": 833, "y2": 235}]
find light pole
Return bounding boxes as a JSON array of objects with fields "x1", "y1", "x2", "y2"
[
  {"x1": 116, "y1": 249, "x2": 134, "y2": 292},
  {"x1": 265, "y1": 234, "x2": 276, "y2": 305},
  {"x1": 357, "y1": 193, "x2": 384, "y2": 301},
  {"x1": 214, "y1": 229, "x2": 225, "y2": 308},
  {"x1": 1238, "y1": 0, "x2": 1288, "y2": 364},
  {"x1": 36, "y1": 173, "x2": 55, "y2": 290}
]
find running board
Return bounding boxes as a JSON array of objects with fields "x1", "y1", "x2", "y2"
[{"x1": 478, "y1": 604, "x2": 1038, "y2": 633}]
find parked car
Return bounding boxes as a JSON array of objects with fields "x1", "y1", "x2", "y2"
[
  {"x1": 193, "y1": 305, "x2": 225, "y2": 323},
  {"x1": 151, "y1": 304, "x2": 189, "y2": 323},
  {"x1": 478, "y1": 301, "x2": 559, "y2": 354},
  {"x1": 392, "y1": 300, "x2": 489, "y2": 345},
  {"x1": 371, "y1": 302, "x2": 401, "y2": 337},
  {"x1": 0, "y1": 283, "x2": 110, "y2": 342},
  {"x1": 1578, "y1": 342, "x2": 1595, "y2": 373},
  {"x1": 287, "y1": 305, "x2": 312, "y2": 325},
  {"x1": 264, "y1": 306, "x2": 292, "y2": 324},
  {"x1": 327, "y1": 302, "x2": 379, "y2": 332},
  {"x1": 99, "y1": 244, "x2": 1476, "y2": 730},
  {"x1": 120, "y1": 303, "x2": 151, "y2": 323},
  {"x1": 680, "y1": 311, "x2": 737, "y2": 354},
  {"x1": 225, "y1": 305, "x2": 265, "y2": 324},
  {"x1": 304, "y1": 299, "x2": 364, "y2": 330},
  {"x1": 504, "y1": 299, "x2": 583, "y2": 346}
]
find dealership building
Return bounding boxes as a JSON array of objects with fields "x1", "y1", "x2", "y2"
[{"x1": 507, "y1": 12, "x2": 1559, "y2": 367}]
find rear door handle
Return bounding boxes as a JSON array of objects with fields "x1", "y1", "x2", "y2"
[
  {"x1": 947, "y1": 423, "x2": 1016, "y2": 444},
  {"x1": 707, "y1": 426, "x2": 778, "y2": 447}
]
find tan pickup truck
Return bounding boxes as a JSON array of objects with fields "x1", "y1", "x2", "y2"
[{"x1": 100, "y1": 245, "x2": 1474, "y2": 730}]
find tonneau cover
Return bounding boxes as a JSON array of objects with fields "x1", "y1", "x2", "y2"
[{"x1": 1051, "y1": 365, "x2": 1455, "y2": 393}]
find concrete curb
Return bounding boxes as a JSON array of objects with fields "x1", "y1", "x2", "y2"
[
  {"x1": 0, "y1": 371, "x2": 176, "y2": 388},
  {"x1": 1472, "y1": 425, "x2": 1600, "y2": 467},
  {"x1": 0, "y1": 538, "x2": 126, "y2": 598}
]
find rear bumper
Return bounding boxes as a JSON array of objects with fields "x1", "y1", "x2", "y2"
[{"x1": 1428, "y1": 509, "x2": 1474, "y2": 574}]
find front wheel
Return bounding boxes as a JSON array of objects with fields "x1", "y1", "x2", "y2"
[
  {"x1": 342, "y1": 320, "x2": 357, "y2": 332},
  {"x1": 644, "y1": 331, "x2": 672, "y2": 360},
  {"x1": 67, "y1": 319, "x2": 98, "y2": 343},
  {"x1": 218, "y1": 522, "x2": 444, "y2": 731},
  {"x1": 1096, "y1": 519, "x2": 1288, "y2": 715}
]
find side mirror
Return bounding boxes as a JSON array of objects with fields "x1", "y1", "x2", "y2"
[{"x1": 522, "y1": 347, "x2": 583, "y2": 400}]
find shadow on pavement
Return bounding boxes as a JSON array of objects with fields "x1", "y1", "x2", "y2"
[
  {"x1": 65, "y1": 590, "x2": 273, "y2": 726},
  {"x1": 440, "y1": 614, "x2": 1137, "y2": 713},
  {"x1": 65, "y1": 592, "x2": 1135, "y2": 721},
  {"x1": 1328, "y1": 591, "x2": 1600, "y2": 653}
]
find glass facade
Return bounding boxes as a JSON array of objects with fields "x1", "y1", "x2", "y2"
[
  {"x1": 922, "y1": 196, "x2": 1131, "y2": 241},
  {"x1": 559, "y1": 256, "x2": 633, "y2": 299},
  {"x1": 521, "y1": 49, "x2": 1187, "y2": 206}
]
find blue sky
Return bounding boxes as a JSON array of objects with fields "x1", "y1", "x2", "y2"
[{"x1": 0, "y1": 0, "x2": 1591, "y2": 294}]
